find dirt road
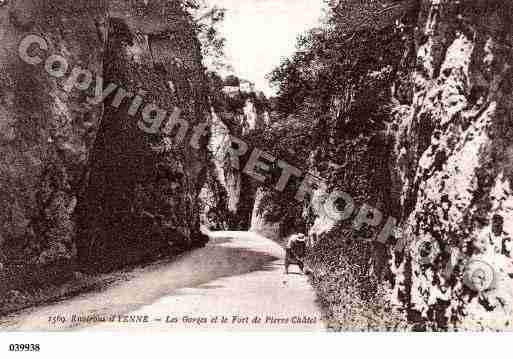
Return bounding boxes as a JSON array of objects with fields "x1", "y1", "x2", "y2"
[{"x1": 0, "y1": 231, "x2": 324, "y2": 331}]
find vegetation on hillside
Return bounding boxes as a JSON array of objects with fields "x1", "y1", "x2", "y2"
[{"x1": 255, "y1": 0, "x2": 420, "y2": 330}]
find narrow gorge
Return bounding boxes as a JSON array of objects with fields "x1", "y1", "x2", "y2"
[{"x1": 1, "y1": 0, "x2": 513, "y2": 332}]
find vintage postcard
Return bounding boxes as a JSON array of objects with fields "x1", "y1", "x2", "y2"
[{"x1": 1, "y1": 0, "x2": 513, "y2": 347}]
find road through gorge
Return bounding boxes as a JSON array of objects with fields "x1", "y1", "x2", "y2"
[{"x1": 1, "y1": 231, "x2": 324, "y2": 332}]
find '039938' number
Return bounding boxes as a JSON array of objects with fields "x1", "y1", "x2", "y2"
[{"x1": 9, "y1": 344, "x2": 40, "y2": 352}]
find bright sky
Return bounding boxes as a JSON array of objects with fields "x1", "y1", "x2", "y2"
[{"x1": 206, "y1": 0, "x2": 323, "y2": 96}]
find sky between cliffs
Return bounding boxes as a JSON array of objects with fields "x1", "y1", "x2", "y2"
[{"x1": 206, "y1": 0, "x2": 323, "y2": 96}]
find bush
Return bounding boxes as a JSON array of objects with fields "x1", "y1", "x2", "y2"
[{"x1": 306, "y1": 226, "x2": 409, "y2": 331}]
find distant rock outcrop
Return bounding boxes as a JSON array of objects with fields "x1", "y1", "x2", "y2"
[{"x1": 202, "y1": 73, "x2": 271, "y2": 231}]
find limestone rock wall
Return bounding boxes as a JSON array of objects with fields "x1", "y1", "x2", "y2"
[
  {"x1": 77, "y1": 0, "x2": 210, "y2": 270},
  {"x1": 391, "y1": 0, "x2": 513, "y2": 330},
  {"x1": 0, "y1": 0, "x2": 211, "y2": 276},
  {"x1": 199, "y1": 109, "x2": 239, "y2": 230},
  {"x1": 0, "y1": 0, "x2": 108, "y2": 267},
  {"x1": 205, "y1": 90, "x2": 268, "y2": 231}
]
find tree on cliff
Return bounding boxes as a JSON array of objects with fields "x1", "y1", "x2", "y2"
[
  {"x1": 260, "y1": 0, "x2": 417, "y2": 330},
  {"x1": 186, "y1": 0, "x2": 230, "y2": 71},
  {"x1": 325, "y1": 0, "x2": 419, "y2": 34}
]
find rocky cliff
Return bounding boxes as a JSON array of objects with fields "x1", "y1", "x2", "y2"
[
  {"x1": 262, "y1": 0, "x2": 513, "y2": 331},
  {"x1": 202, "y1": 76, "x2": 270, "y2": 231},
  {"x1": 308, "y1": 0, "x2": 513, "y2": 331},
  {"x1": 77, "y1": 0, "x2": 210, "y2": 270},
  {"x1": 390, "y1": 0, "x2": 513, "y2": 330},
  {"x1": 0, "y1": 0, "x2": 210, "y2": 282},
  {"x1": 310, "y1": 0, "x2": 513, "y2": 330},
  {"x1": 0, "y1": 0, "x2": 109, "y2": 270}
]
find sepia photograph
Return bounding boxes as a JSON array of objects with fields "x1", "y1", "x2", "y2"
[{"x1": 1, "y1": 0, "x2": 513, "y2": 353}]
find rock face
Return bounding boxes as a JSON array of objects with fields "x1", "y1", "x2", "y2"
[
  {"x1": 390, "y1": 0, "x2": 513, "y2": 330},
  {"x1": 205, "y1": 109, "x2": 260, "y2": 231},
  {"x1": 203, "y1": 81, "x2": 270, "y2": 231},
  {"x1": 0, "y1": 0, "x2": 210, "y2": 275},
  {"x1": 0, "y1": 0, "x2": 108, "y2": 266},
  {"x1": 207, "y1": 110, "x2": 241, "y2": 216},
  {"x1": 294, "y1": 0, "x2": 513, "y2": 330},
  {"x1": 255, "y1": 0, "x2": 513, "y2": 330},
  {"x1": 77, "y1": 0, "x2": 210, "y2": 270}
]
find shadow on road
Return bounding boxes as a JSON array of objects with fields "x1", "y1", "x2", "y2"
[{"x1": 1, "y1": 235, "x2": 280, "y2": 331}]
